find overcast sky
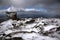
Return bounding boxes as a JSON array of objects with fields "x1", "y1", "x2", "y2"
[
  {"x1": 0, "y1": 0, "x2": 60, "y2": 17},
  {"x1": 0, "y1": 0, "x2": 60, "y2": 9},
  {"x1": 0, "y1": 0, "x2": 39, "y2": 7}
]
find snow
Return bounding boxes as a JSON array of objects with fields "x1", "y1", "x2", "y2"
[
  {"x1": 37, "y1": 21, "x2": 44, "y2": 26},
  {"x1": 5, "y1": 6, "x2": 47, "y2": 13},
  {"x1": 25, "y1": 23, "x2": 36, "y2": 28},
  {"x1": 24, "y1": 8, "x2": 40, "y2": 11},
  {"x1": 6, "y1": 6, "x2": 17, "y2": 12},
  {"x1": 0, "y1": 19, "x2": 14, "y2": 32},
  {"x1": 4, "y1": 30, "x2": 13, "y2": 35},
  {"x1": 0, "y1": 18, "x2": 60, "y2": 40},
  {"x1": 44, "y1": 25, "x2": 59, "y2": 31},
  {"x1": 12, "y1": 33, "x2": 58, "y2": 40}
]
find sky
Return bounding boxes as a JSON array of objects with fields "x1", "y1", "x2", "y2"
[
  {"x1": 0, "y1": 0, "x2": 59, "y2": 8},
  {"x1": 0, "y1": 0, "x2": 60, "y2": 18},
  {"x1": 0, "y1": 0, "x2": 39, "y2": 8}
]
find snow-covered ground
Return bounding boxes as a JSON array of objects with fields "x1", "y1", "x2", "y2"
[{"x1": 0, "y1": 18, "x2": 60, "y2": 40}]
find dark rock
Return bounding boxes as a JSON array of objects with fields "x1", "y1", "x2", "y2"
[
  {"x1": 56, "y1": 27, "x2": 60, "y2": 31},
  {"x1": 3, "y1": 34, "x2": 6, "y2": 36},
  {"x1": 5, "y1": 39, "x2": 11, "y2": 40},
  {"x1": 42, "y1": 31, "x2": 54, "y2": 36},
  {"x1": 42, "y1": 31, "x2": 49, "y2": 36},
  {"x1": 0, "y1": 37, "x2": 3, "y2": 40},
  {"x1": 19, "y1": 18, "x2": 25, "y2": 21},
  {"x1": 0, "y1": 19, "x2": 7, "y2": 23},
  {"x1": 6, "y1": 34, "x2": 11, "y2": 37},
  {"x1": 42, "y1": 22, "x2": 48, "y2": 26},
  {"x1": 5, "y1": 37, "x2": 23, "y2": 40},
  {"x1": 6, "y1": 12, "x2": 20, "y2": 20},
  {"x1": 19, "y1": 23, "x2": 23, "y2": 26},
  {"x1": 50, "y1": 28, "x2": 56, "y2": 32},
  {"x1": 13, "y1": 37, "x2": 23, "y2": 40},
  {"x1": 12, "y1": 24, "x2": 17, "y2": 29},
  {"x1": 56, "y1": 24, "x2": 59, "y2": 26},
  {"x1": 44, "y1": 23, "x2": 48, "y2": 26},
  {"x1": 58, "y1": 32, "x2": 60, "y2": 34},
  {"x1": 6, "y1": 12, "x2": 17, "y2": 20}
]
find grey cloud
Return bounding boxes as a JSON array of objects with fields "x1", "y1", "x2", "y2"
[
  {"x1": 0, "y1": 0, "x2": 39, "y2": 7},
  {"x1": 0, "y1": 0, "x2": 60, "y2": 8}
]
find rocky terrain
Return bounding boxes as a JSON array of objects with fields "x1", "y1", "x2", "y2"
[{"x1": 0, "y1": 18, "x2": 60, "y2": 40}]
